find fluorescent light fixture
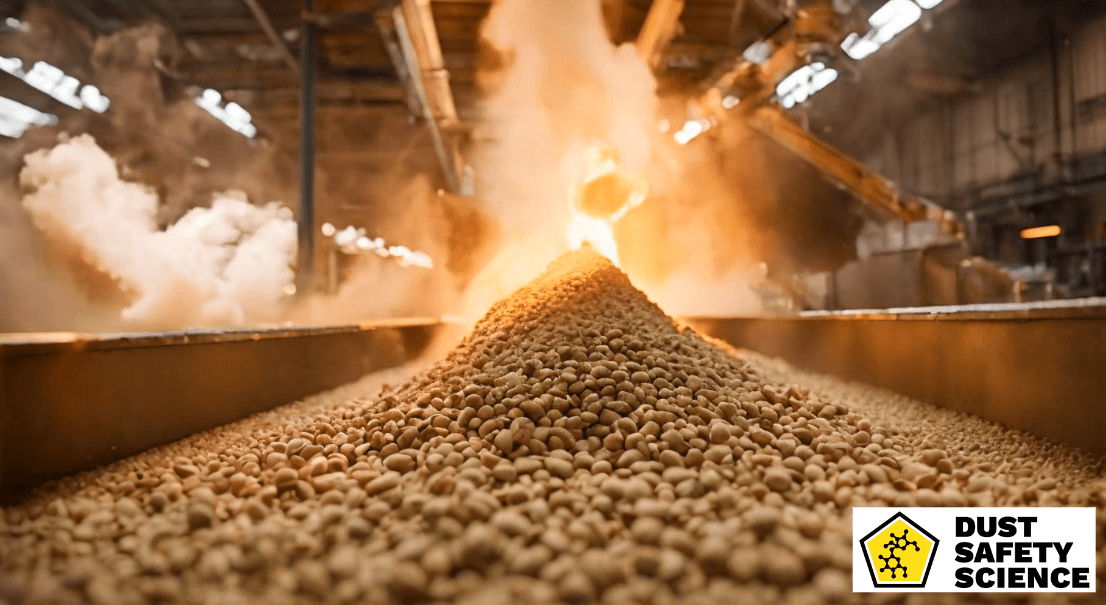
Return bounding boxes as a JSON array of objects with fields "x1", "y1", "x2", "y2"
[
  {"x1": 915, "y1": 0, "x2": 944, "y2": 8},
  {"x1": 195, "y1": 88, "x2": 257, "y2": 138},
  {"x1": 842, "y1": 32, "x2": 881, "y2": 60},
  {"x1": 869, "y1": 0, "x2": 922, "y2": 43},
  {"x1": 0, "y1": 57, "x2": 110, "y2": 113},
  {"x1": 0, "y1": 95, "x2": 57, "y2": 138},
  {"x1": 1020, "y1": 225, "x2": 1061, "y2": 239},
  {"x1": 401, "y1": 251, "x2": 433, "y2": 269},
  {"x1": 721, "y1": 95, "x2": 741, "y2": 109},
  {"x1": 777, "y1": 62, "x2": 839, "y2": 109},
  {"x1": 841, "y1": 0, "x2": 923, "y2": 60}
]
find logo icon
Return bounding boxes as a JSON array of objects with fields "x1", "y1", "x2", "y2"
[{"x1": 860, "y1": 512, "x2": 939, "y2": 588}]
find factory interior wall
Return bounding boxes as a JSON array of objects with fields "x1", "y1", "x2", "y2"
[{"x1": 862, "y1": 13, "x2": 1106, "y2": 209}]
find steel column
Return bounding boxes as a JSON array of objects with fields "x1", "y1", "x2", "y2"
[{"x1": 299, "y1": 0, "x2": 317, "y2": 290}]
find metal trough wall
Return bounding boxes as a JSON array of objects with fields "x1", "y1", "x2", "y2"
[
  {"x1": 685, "y1": 300, "x2": 1106, "y2": 455},
  {"x1": 0, "y1": 320, "x2": 440, "y2": 495}
]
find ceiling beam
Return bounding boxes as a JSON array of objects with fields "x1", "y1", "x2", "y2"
[
  {"x1": 56, "y1": 1, "x2": 123, "y2": 33},
  {"x1": 175, "y1": 59, "x2": 398, "y2": 85},
  {"x1": 602, "y1": 0, "x2": 628, "y2": 42},
  {"x1": 238, "y1": 0, "x2": 301, "y2": 74},
  {"x1": 173, "y1": 63, "x2": 298, "y2": 89},
  {"x1": 175, "y1": 17, "x2": 263, "y2": 35},
  {"x1": 224, "y1": 80, "x2": 408, "y2": 106},
  {"x1": 303, "y1": 11, "x2": 377, "y2": 29},
  {"x1": 394, "y1": 0, "x2": 464, "y2": 192},
  {"x1": 317, "y1": 148, "x2": 434, "y2": 162},
  {"x1": 252, "y1": 101, "x2": 408, "y2": 124},
  {"x1": 729, "y1": 0, "x2": 747, "y2": 45},
  {"x1": 400, "y1": 0, "x2": 459, "y2": 125},
  {"x1": 376, "y1": 8, "x2": 425, "y2": 117},
  {"x1": 636, "y1": 0, "x2": 685, "y2": 70},
  {"x1": 903, "y1": 71, "x2": 980, "y2": 96},
  {"x1": 144, "y1": 0, "x2": 182, "y2": 27}
]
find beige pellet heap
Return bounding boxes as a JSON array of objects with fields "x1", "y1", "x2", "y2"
[{"x1": 2, "y1": 249, "x2": 1104, "y2": 604}]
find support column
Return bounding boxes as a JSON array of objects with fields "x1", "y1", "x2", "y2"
[{"x1": 299, "y1": 0, "x2": 317, "y2": 290}]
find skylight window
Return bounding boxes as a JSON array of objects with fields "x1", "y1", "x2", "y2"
[
  {"x1": 0, "y1": 57, "x2": 110, "y2": 113},
  {"x1": 195, "y1": 89, "x2": 257, "y2": 139},
  {"x1": 777, "y1": 62, "x2": 839, "y2": 109},
  {"x1": 0, "y1": 95, "x2": 58, "y2": 138},
  {"x1": 869, "y1": 0, "x2": 923, "y2": 43},
  {"x1": 841, "y1": 0, "x2": 924, "y2": 60}
]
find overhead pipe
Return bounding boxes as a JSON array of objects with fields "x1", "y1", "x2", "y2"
[
  {"x1": 400, "y1": 0, "x2": 459, "y2": 125},
  {"x1": 392, "y1": 0, "x2": 462, "y2": 192},
  {"x1": 376, "y1": 10, "x2": 426, "y2": 118}
]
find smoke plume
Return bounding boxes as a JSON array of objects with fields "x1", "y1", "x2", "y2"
[
  {"x1": 461, "y1": 0, "x2": 657, "y2": 316},
  {"x1": 18, "y1": 135, "x2": 297, "y2": 329},
  {"x1": 476, "y1": 0, "x2": 656, "y2": 224},
  {"x1": 467, "y1": 0, "x2": 764, "y2": 319}
]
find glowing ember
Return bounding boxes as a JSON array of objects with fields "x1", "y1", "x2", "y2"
[{"x1": 565, "y1": 143, "x2": 648, "y2": 266}]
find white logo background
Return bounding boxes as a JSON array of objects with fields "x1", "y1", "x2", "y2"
[{"x1": 853, "y1": 507, "x2": 1096, "y2": 593}]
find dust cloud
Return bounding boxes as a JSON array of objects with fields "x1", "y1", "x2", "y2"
[
  {"x1": 18, "y1": 135, "x2": 297, "y2": 329},
  {"x1": 464, "y1": 0, "x2": 766, "y2": 321},
  {"x1": 1, "y1": 0, "x2": 779, "y2": 335},
  {"x1": 0, "y1": 10, "x2": 447, "y2": 333}
]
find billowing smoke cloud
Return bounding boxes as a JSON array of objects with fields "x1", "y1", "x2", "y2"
[
  {"x1": 19, "y1": 135, "x2": 297, "y2": 328},
  {"x1": 477, "y1": 0, "x2": 654, "y2": 224},
  {"x1": 465, "y1": 0, "x2": 764, "y2": 319},
  {"x1": 460, "y1": 0, "x2": 658, "y2": 318},
  {"x1": 476, "y1": 0, "x2": 656, "y2": 228}
]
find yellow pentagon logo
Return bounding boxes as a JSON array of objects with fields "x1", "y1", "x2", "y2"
[{"x1": 860, "y1": 512, "x2": 939, "y2": 588}]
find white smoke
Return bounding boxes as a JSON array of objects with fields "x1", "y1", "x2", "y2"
[
  {"x1": 455, "y1": 0, "x2": 659, "y2": 319},
  {"x1": 466, "y1": 0, "x2": 767, "y2": 319},
  {"x1": 19, "y1": 135, "x2": 297, "y2": 328},
  {"x1": 475, "y1": 0, "x2": 657, "y2": 235}
]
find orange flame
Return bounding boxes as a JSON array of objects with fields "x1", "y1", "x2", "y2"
[{"x1": 565, "y1": 143, "x2": 648, "y2": 266}]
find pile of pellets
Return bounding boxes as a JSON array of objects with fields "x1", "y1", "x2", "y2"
[{"x1": 2, "y1": 249, "x2": 1104, "y2": 605}]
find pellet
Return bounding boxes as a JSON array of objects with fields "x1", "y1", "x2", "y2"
[{"x1": 1, "y1": 249, "x2": 1102, "y2": 605}]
